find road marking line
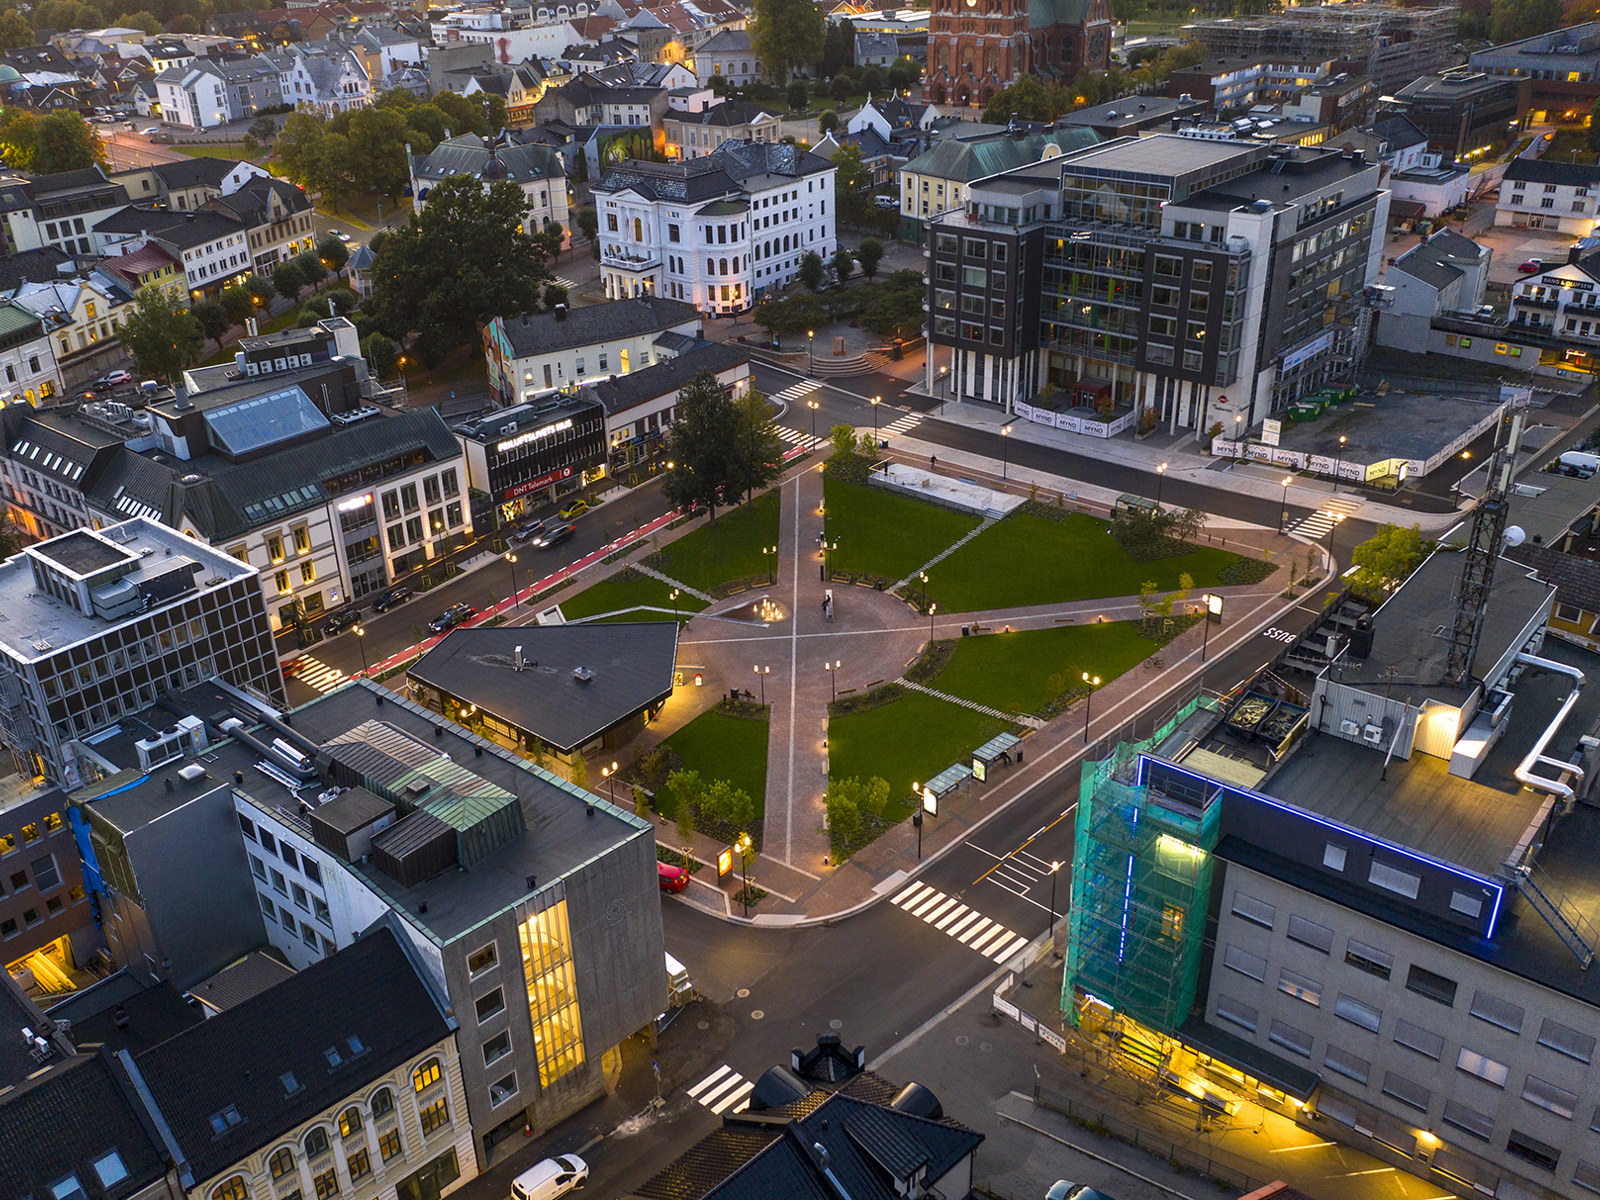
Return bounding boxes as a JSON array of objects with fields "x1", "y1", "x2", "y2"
[
  {"x1": 958, "y1": 917, "x2": 992, "y2": 945},
  {"x1": 696, "y1": 1073, "x2": 746, "y2": 1108},
  {"x1": 910, "y1": 891, "x2": 947, "y2": 918},
  {"x1": 924, "y1": 897, "x2": 959, "y2": 923},
  {"x1": 968, "y1": 925, "x2": 1006, "y2": 952},
  {"x1": 1334, "y1": 1168, "x2": 1395, "y2": 1177},
  {"x1": 934, "y1": 903, "x2": 969, "y2": 930},
  {"x1": 945, "y1": 910, "x2": 980, "y2": 936},
  {"x1": 687, "y1": 1065, "x2": 731, "y2": 1098},
  {"x1": 892, "y1": 882, "x2": 926, "y2": 905},
  {"x1": 1268, "y1": 1142, "x2": 1336, "y2": 1152},
  {"x1": 893, "y1": 883, "x2": 932, "y2": 908},
  {"x1": 710, "y1": 1080, "x2": 755, "y2": 1114},
  {"x1": 990, "y1": 934, "x2": 1029, "y2": 961}
]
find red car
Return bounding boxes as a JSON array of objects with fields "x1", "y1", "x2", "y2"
[
  {"x1": 658, "y1": 863, "x2": 689, "y2": 893},
  {"x1": 282, "y1": 657, "x2": 307, "y2": 678},
  {"x1": 1518, "y1": 260, "x2": 1544, "y2": 274}
]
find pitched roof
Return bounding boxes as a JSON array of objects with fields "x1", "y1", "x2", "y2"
[
  {"x1": 588, "y1": 342, "x2": 749, "y2": 416},
  {"x1": 1508, "y1": 543, "x2": 1600, "y2": 616},
  {"x1": 675, "y1": 99, "x2": 778, "y2": 127},
  {"x1": 92, "y1": 206, "x2": 246, "y2": 249},
  {"x1": 902, "y1": 126, "x2": 1100, "y2": 183},
  {"x1": 0, "y1": 246, "x2": 74, "y2": 291},
  {"x1": 1503, "y1": 156, "x2": 1600, "y2": 188},
  {"x1": 136, "y1": 927, "x2": 450, "y2": 1186},
  {"x1": 697, "y1": 27, "x2": 750, "y2": 51},
  {"x1": 594, "y1": 140, "x2": 835, "y2": 202},
  {"x1": 1391, "y1": 228, "x2": 1487, "y2": 290},
  {"x1": 411, "y1": 133, "x2": 566, "y2": 185},
  {"x1": 497, "y1": 294, "x2": 698, "y2": 357},
  {"x1": 205, "y1": 176, "x2": 311, "y2": 226}
]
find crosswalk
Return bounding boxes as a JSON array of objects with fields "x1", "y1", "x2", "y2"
[
  {"x1": 769, "y1": 380, "x2": 819, "y2": 407},
  {"x1": 286, "y1": 655, "x2": 348, "y2": 694},
  {"x1": 889, "y1": 881, "x2": 1032, "y2": 963},
  {"x1": 1287, "y1": 495, "x2": 1361, "y2": 542},
  {"x1": 687, "y1": 1064, "x2": 754, "y2": 1114},
  {"x1": 772, "y1": 424, "x2": 815, "y2": 447},
  {"x1": 879, "y1": 412, "x2": 923, "y2": 439},
  {"x1": 552, "y1": 275, "x2": 582, "y2": 291},
  {"x1": 983, "y1": 848, "x2": 1059, "y2": 901}
]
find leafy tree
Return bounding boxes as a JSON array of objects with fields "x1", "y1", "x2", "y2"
[
  {"x1": 0, "y1": 9, "x2": 32, "y2": 47},
  {"x1": 29, "y1": 111, "x2": 104, "y2": 173},
  {"x1": 344, "y1": 105, "x2": 411, "y2": 196},
  {"x1": 575, "y1": 205, "x2": 599, "y2": 259},
  {"x1": 823, "y1": 776, "x2": 888, "y2": 858},
  {"x1": 219, "y1": 283, "x2": 254, "y2": 327},
  {"x1": 273, "y1": 111, "x2": 330, "y2": 191},
  {"x1": 117, "y1": 284, "x2": 203, "y2": 384},
  {"x1": 982, "y1": 74, "x2": 1070, "y2": 124},
  {"x1": 1111, "y1": 503, "x2": 1205, "y2": 559},
  {"x1": 858, "y1": 64, "x2": 885, "y2": 96},
  {"x1": 799, "y1": 250, "x2": 825, "y2": 291},
  {"x1": 819, "y1": 17, "x2": 855, "y2": 77},
  {"x1": 830, "y1": 246, "x2": 854, "y2": 283},
  {"x1": 1490, "y1": 0, "x2": 1561, "y2": 43},
  {"x1": 31, "y1": 0, "x2": 102, "y2": 30},
  {"x1": 752, "y1": 0, "x2": 824, "y2": 85},
  {"x1": 317, "y1": 233, "x2": 349, "y2": 273},
  {"x1": 830, "y1": 423, "x2": 859, "y2": 457},
  {"x1": 191, "y1": 299, "x2": 230, "y2": 352},
  {"x1": 272, "y1": 258, "x2": 306, "y2": 302},
  {"x1": 294, "y1": 251, "x2": 328, "y2": 293},
  {"x1": 368, "y1": 174, "x2": 548, "y2": 365},
  {"x1": 117, "y1": 8, "x2": 163, "y2": 32},
  {"x1": 541, "y1": 282, "x2": 567, "y2": 310},
  {"x1": 433, "y1": 89, "x2": 504, "y2": 137},
  {"x1": 667, "y1": 768, "x2": 704, "y2": 814},
  {"x1": 787, "y1": 80, "x2": 809, "y2": 112},
  {"x1": 0, "y1": 108, "x2": 36, "y2": 169},
  {"x1": 887, "y1": 59, "x2": 920, "y2": 91},
  {"x1": 361, "y1": 332, "x2": 399, "y2": 379},
  {"x1": 660, "y1": 369, "x2": 742, "y2": 524},
  {"x1": 243, "y1": 273, "x2": 274, "y2": 306},
  {"x1": 830, "y1": 140, "x2": 871, "y2": 193},
  {"x1": 675, "y1": 793, "x2": 696, "y2": 855},
  {"x1": 830, "y1": 73, "x2": 853, "y2": 102},
  {"x1": 817, "y1": 108, "x2": 839, "y2": 135},
  {"x1": 1350, "y1": 523, "x2": 1431, "y2": 595},
  {"x1": 855, "y1": 236, "x2": 884, "y2": 280},
  {"x1": 730, "y1": 390, "x2": 783, "y2": 503},
  {"x1": 248, "y1": 114, "x2": 277, "y2": 143},
  {"x1": 753, "y1": 292, "x2": 829, "y2": 334},
  {"x1": 859, "y1": 269, "x2": 925, "y2": 338},
  {"x1": 699, "y1": 778, "x2": 755, "y2": 826}
]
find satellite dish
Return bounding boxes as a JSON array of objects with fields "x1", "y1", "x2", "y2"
[{"x1": 1504, "y1": 525, "x2": 1526, "y2": 547}]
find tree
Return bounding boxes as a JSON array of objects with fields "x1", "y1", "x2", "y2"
[
  {"x1": 0, "y1": 109, "x2": 36, "y2": 169},
  {"x1": 272, "y1": 258, "x2": 306, "y2": 302},
  {"x1": 1350, "y1": 523, "x2": 1431, "y2": 595},
  {"x1": 543, "y1": 282, "x2": 568, "y2": 310},
  {"x1": 0, "y1": 9, "x2": 32, "y2": 47},
  {"x1": 660, "y1": 369, "x2": 742, "y2": 524},
  {"x1": 830, "y1": 141, "x2": 873, "y2": 226},
  {"x1": 858, "y1": 64, "x2": 884, "y2": 96},
  {"x1": 117, "y1": 8, "x2": 163, "y2": 32},
  {"x1": 191, "y1": 299, "x2": 230, "y2": 352},
  {"x1": 219, "y1": 284, "x2": 254, "y2": 327},
  {"x1": 294, "y1": 249, "x2": 327, "y2": 291},
  {"x1": 31, "y1": 111, "x2": 104, "y2": 173},
  {"x1": 752, "y1": 0, "x2": 823, "y2": 84},
  {"x1": 243, "y1": 273, "x2": 274, "y2": 306},
  {"x1": 344, "y1": 105, "x2": 411, "y2": 197},
  {"x1": 699, "y1": 778, "x2": 755, "y2": 826},
  {"x1": 728, "y1": 389, "x2": 783, "y2": 502},
  {"x1": 273, "y1": 111, "x2": 329, "y2": 191},
  {"x1": 855, "y1": 236, "x2": 884, "y2": 280},
  {"x1": 799, "y1": 250, "x2": 826, "y2": 291},
  {"x1": 830, "y1": 73, "x2": 853, "y2": 102},
  {"x1": 819, "y1": 17, "x2": 855, "y2": 77},
  {"x1": 317, "y1": 234, "x2": 349, "y2": 273},
  {"x1": 982, "y1": 74, "x2": 1071, "y2": 124},
  {"x1": 117, "y1": 284, "x2": 203, "y2": 384},
  {"x1": 830, "y1": 423, "x2": 859, "y2": 457},
  {"x1": 817, "y1": 108, "x2": 839, "y2": 135},
  {"x1": 887, "y1": 59, "x2": 920, "y2": 91},
  {"x1": 858, "y1": 269, "x2": 925, "y2": 338},
  {"x1": 575, "y1": 204, "x2": 598, "y2": 259},
  {"x1": 787, "y1": 80, "x2": 809, "y2": 112},
  {"x1": 830, "y1": 247, "x2": 854, "y2": 283},
  {"x1": 1490, "y1": 0, "x2": 1561, "y2": 43},
  {"x1": 362, "y1": 332, "x2": 399, "y2": 379},
  {"x1": 248, "y1": 114, "x2": 277, "y2": 143},
  {"x1": 824, "y1": 776, "x2": 888, "y2": 858},
  {"x1": 368, "y1": 173, "x2": 548, "y2": 364},
  {"x1": 675, "y1": 795, "x2": 696, "y2": 855},
  {"x1": 667, "y1": 769, "x2": 704, "y2": 814}
]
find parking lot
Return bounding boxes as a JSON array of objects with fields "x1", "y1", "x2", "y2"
[{"x1": 1472, "y1": 221, "x2": 1581, "y2": 284}]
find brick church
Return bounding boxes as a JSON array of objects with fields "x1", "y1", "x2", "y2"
[{"x1": 925, "y1": 0, "x2": 1113, "y2": 109}]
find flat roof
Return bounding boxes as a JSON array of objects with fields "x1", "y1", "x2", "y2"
[
  {"x1": 1272, "y1": 381, "x2": 1507, "y2": 465},
  {"x1": 406, "y1": 623, "x2": 679, "y2": 752},
  {"x1": 34, "y1": 529, "x2": 134, "y2": 577},
  {"x1": 1061, "y1": 134, "x2": 1260, "y2": 180}
]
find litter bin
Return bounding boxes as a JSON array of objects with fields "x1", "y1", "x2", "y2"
[
  {"x1": 890, "y1": 339, "x2": 903, "y2": 361},
  {"x1": 962, "y1": 626, "x2": 970, "y2": 637}
]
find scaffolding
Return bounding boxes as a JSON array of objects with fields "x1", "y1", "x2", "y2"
[{"x1": 1064, "y1": 740, "x2": 1221, "y2": 1036}]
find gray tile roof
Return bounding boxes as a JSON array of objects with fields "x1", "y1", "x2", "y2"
[
  {"x1": 1503, "y1": 157, "x2": 1600, "y2": 188},
  {"x1": 1508, "y1": 543, "x2": 1600, "y2": 616},
  {"x1": 411, "y1": 133, "x2": 566, "y2": 185},
  {"x1": 499, "y1": 295, "x2": 699, "y2": 357},
  {"x1": 1392, "y1": 228, "x2": 1486, "y2": 291},
  {"x1": 901, "y1": 126, "x2": 1100, "y2": 183},
  {"x1": 698, "y1": 28, "x2": 750, "y2": 52},
  {"x1": 92, "y1": 206, "x2": 247, "y2": 250},
  {"x1": 594, "y1": 140, "x2": 834, "y2": 202},
  {"x1": 588, "y1": 341, "x2": 749, "y2": 416}
]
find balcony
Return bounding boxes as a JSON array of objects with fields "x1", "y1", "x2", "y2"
[
  {"x1": 1514, "y1": 294, "x2": 1560, "y2": 311},
  {"x1": 600, "y1": 244, "x2": 661, "y2": 273}
]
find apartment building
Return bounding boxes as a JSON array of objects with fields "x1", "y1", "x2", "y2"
[
  {"x1": 1470, "y1": 22, "x2": 1600, "y2": 127},
  {"x1": 1377, "y1": 229, "x2": 1492, "y2": 354},
  {"x1": 0, "y1": 299, "x2": 64, "y2": 406},
  {"x1": 408, "y1": 134, "x2": 569, "y2": 238},
  {"x1": 266, "y1": 41, "x2": 371, "y2": 116},
  {"x1": 924, "y1": 134, "x2": 1388, "y2": 432},
  {"x1": 1390, "y1": 71, "x2": 1520, "y2": 159},
  {"x1": 154, "y1": 59, "x2": 231, "y2": 129},
  {"x1": 6, "y1": 273, "x2": 137, "y2": 390},
  {"x1": 1165, "y1": 56, "x2": 1338, "y2": 114},
  {"x1": 1510, "y1": 259, "x2": 1600, "y2": 345},
  {"x1": 1496, "y1": 158, "x2": 1600, "y2": 236},
  {"x1": 203, "y1": 175, "x2": 317, "y2": 272},
  {"x1": 664, "y1": 98, "x2": 780, "y2": 160},
  {"x1": 454, "y1": 392, "x2": 607, "y2": 523},
  {"x1": 587, "y1": 341, "x2": 749, "y2": 477},
  {"x1": 0, "y1": 167, "x2": 132, "y2": 258},
  {"x1": 693, "y1": 28, "x2": 754, "y2": 86},
  {"x1": 93, "y1": 209, "x2": 252, "y2": 301},
  {"x1": 592, "y1": 140, "x2": 837, "y2": 312},
  {"x1": 0, "y1": 784, "x2": 94, "y2": 992}
]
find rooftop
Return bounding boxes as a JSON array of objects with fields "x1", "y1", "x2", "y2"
[
  {"x1": 1058, "y1": 133, "x2": 1262, "y2": 181},
  {"x1": 406, "y1": 622, "x2": 679, "y2": 752},
  {"x1": 496, "y1": 294, "x2": 698, "y2": 358},
  {"x1": 587, "y1": 341, "x2": 749, "y2": 416},
  {"x1": 1057, "y1": 95, "x2": 1204, "y2": 129}
]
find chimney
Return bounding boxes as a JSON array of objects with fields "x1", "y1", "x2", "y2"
[{"x1": 514, "y1": 645, "x2": 524, "y2": 671}]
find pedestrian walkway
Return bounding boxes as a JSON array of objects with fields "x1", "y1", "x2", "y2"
[
  {"x1": 889, "y1": 881, "x2": 1031, "y2": 962},
  {"x1": 979, "y1": 847, "x2": 1062, "y2": 901},
  {"x1": 686, "y1": 1064, "x2": 754, "y2": 1115},
  {"x1": 772, "y1": 424, "x2": 814, "y2": 447},
  {"x1": 552, "y1": 274, "x2": 582, "y2": 291},
  {"x1": 769, "y1": 380, "x2": 819, "y2": 409},
  {"x1": 897, "y1": 677, "x2": 1044, "y2": 730},
  {"x1": 289, "y1": 655, "x2": 347, "y2": 694},
  {"x1": 880, "y1": 412, "x2": 923, "y2": 439},
  {"x1": 890, "y1": 516, "x2": 997, "y2": 592},
  {"x1": 631, "y1": 562, "x2": 714, "y2": 603},
  {"x1": 1286, "y1": 494, "x2": 1362, "y2": 543}
]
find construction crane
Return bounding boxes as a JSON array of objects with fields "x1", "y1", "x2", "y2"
[{"x1": 1442, "y1": 397, "x2": 1530, "y2": 687}]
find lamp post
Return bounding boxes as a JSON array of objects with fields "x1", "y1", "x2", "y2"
[
  {"x1": 753, "y1": 664, "x2": 769, "y2": 708},
  {"x1": 670, "y1": 588, "x2": 680, "y2": 623},
  {"x1": 1279, "y1": 474, "x2": 1293, "y2": 532},
  {"x1": 735, "y1": 831, "x2": 753, "y2": 917},
  {"x1": 1081, "y1": 673, "x2": 1100, "y2": 745},
  {"x1": 1334, "y1": 434, "x2": 1347, "y2": 494},
  {"x1": 1048, "y1": 860, "x2": 1062, "y2": 934},
  {"x1": 763, "y1": 544, "x2": 776, "y2": 585},
  {"x1": 807, "y1": 398, "x2": 819, "y2": 450},
  {"x1": 601, "y1": 761, "x2": 618, "y2": 805},
  {"x1": 1001, "y1": 423, "x2": 1013, "y2": 481},
  {"x1": 871, "y1": 394, "x2": 881, "y2": 444},
  {"x1": 929, "y1": 601, "x2": 936, "y2": 643},
  {"x1": 824, "y1": 536, "x2": 838, "y2": 579},
  {"x1": 1326, "y1": 512, "x2": 1344, "y2": 567},
  {"x1": 1155, "y1": 461, "x2": 1168, "y2": 508},
  {"x1": 825, "y1": 659, "x2": 841, "y2": 702},
  {"x1": 807, "y1": 329, "x2": 815, "y2": 377},
  {"x1": 938, "y1": 364, "x2": 949, "y2": 415},
  {"x1": 1199, "y1": 594, "x2": 1220, "y2": 662},
  {"x1": 504, "y1": 551, "x2": 519, "y2": 610},
  {"x1": 1233, "y1": 412, "x2": 1244, "y2": 458},
  {"x1": 354, "y1": 624, "x2": 369, "y2": 677}
]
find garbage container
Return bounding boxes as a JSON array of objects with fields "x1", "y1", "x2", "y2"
[{"x1": 962, "y1": 626, "x2": 970, "y2": 637}]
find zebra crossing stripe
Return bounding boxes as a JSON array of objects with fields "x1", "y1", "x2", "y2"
[
  {"x1": 910, "y1": 891, "x2": 947, "y2": 918},
  {"x1": 969, "y1": 925, "x2": 1006, "y2": 952},
  {"x1": 890, "y1": 880, "x2": 1029, "y2": 960},
  {"x1": 893, "y1": 881, "x2": 928, "y2": 905},
  {"x1": 958, "y1": 917, "x2": 992, "y2": 945},
  {"x1": 934, "y1": 903, "x2": 969, "y2": 931},
  {"x1": 687, "y1": 1065, "x2": 731, "y2": 1098},
  {"x1": 990, "y1": 934, "x2": 1030, "y2": 962},
  {"x1": 946, "y1": 910, "x2": 981, "y2": 937},
  {"x1": 711, "y1": 1080, "x2": 755, "y2": 1114},
  {"x1": 925, "y1": 897, "x2": 959, "y2": 924}
]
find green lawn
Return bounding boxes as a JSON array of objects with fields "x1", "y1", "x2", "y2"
[
  {"x1": 560, "y1": 571, "x2": 707, "y2": 624},
  {"x1": 649, "y1": 490, "x2": 780, "y2": 591},
  {"x1": 829, "y1": 692, "x2": 1013, "y2": 821},
  {"x1": 659, "y1": 709, "x2": 769, "y2": 818},
  {"x1": 932, "y1": 621, "x2": 1155, "y2": 716},
  {"x1": 824, "y1": 478, "x2": 981, "y2": 581},
  {"x1": 926, "y1": 512, "x2": 1247, "y2": 612},
  {"x1": 177, "y1": 143, "x2": 258, "y2": 161}
]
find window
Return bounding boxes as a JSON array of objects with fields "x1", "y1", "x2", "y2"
[
  {"x1": 1231, "y1": 891, "x2": 1275, "y2": 929},
  {"x1": 419, "y1": 1097, "x2": 449, "y2": 1135},
  {"x1": 1286, "y1": 915, "x2": 1332, "y2": 953},
  {"x1": 1322, "y1": 843, "x2": 1347, "y2": 871},
  {"x1": 345, "y1": 1148, "x2": 370, "y2": 1182},
  {"x1": 304, "y1": 1127, "x2": 330, "y2": 1158},
  {"x1": 1381, "y1": 1071, "x2": 1430, "y2": 1112},
  {"x1": 1469, "y1": 990, "x2": 1524, "y2": 1033},
  {"x1": 1368, "y1": 860, "x2": 1421, "y2": 899},
  {"x1": 1277, "y1": 968, "x2": 1322, "y2": 1006},
  {"x1": 212, "y1": 1179, "x2": 248, "y2": 1200},
  {"x1": 1531, "y1": 1021, "x2": 1593, "y2": 1073},
  {"x1": 339, "y1": 1107, "x2": 362, "y2": 1138},
  {"x1": 269, "y1": 1149, "x2": 295, "y2": 1179},
  {"x1": 1506, "y1": 1129, "x2": 1561, "y2": 1173},
  {"x1": 371, "y1": 1087, "x2": 394, "y2": 1118},
  {"x1": 311, "y1": 1167, "x2": 338, "y2": 1200},
  {"x1": 1443, "y1": 1099, "x2": 1495, "y2": 1142},
  {"x1": 476, "y1": 987, "x2": 506, "y2": 1022},
  {"x1": 413, "y1": 1058, "x2": 442, "y2": 1091},
  {"x1": 1406, "y1": 964, "x2": 1457, "y2": 1007},
  {"x1": 313, "y1": 897, "x2": 331, "y2": 926},
  {"x1": 292, "y1": 525, "x2": 309, "y2": 554},
  {"x1": 1333, "y1": 993, "x2": 1381, "y2": 1032},
  {"x1": 1268, "y1": 1019, "x2": 1312, "y2": 1058},
  {"x1": 238, "y1": 813, "x2": 257, "y2": 842},
  {"x1": 1344, "y1": 939, "x2": 1392, "y2": 980},
  {"x1": 1323, "y1": 1043, "x2": 1370, "y2": 1084},
  {"x1": 1522, "y1": 1075, "x2": 1577, "y2": 1119},
  {"x1": 1214, "y1": 994, "x2": 1258, "y2": 1032},
  {"x1": 292, "y1": 883, "x2": 309, "y2": 910},
  {"x1": 1392, "y1": 1019, "x2": 1443, "y2": 1060},
  {"x1": 1457, "y1": 1046, "x2": 1509, "y2": 1087},
  {"x1": 490, "y1": 1071, "x2": 518, "y2": 1106},
  {"x1": 378, "y1": 1129, "x2": 402, "y2": 1161},
  {"x1": 1223, "y1": 944, "x2": 1265, "y2": 980},
  {"x1": 484, "y1": 1030, "x2": 512, "y2": 1065}
]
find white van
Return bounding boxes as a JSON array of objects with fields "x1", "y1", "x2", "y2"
[{"x1": 511, "y1": 1155, "x2": 587, "y2": 1200}]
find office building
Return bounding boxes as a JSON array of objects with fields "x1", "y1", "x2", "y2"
[
  {"x1": 591, "y1": 141, "x2": 837, "y2": 312},
  {"x1": 454, "y1": 392, "x2": 607, "y2": 526},
  {"x1": 0, "y1": 518, "x2": 281, "y2": 784},
  {"x1": 1470, "y1": 22, "x2": 1600, "y2": 128},
  {"x1": 924, "y1": 0, "x2": 1112, "y2": 110},
  {"x1": 925, "y1": 134, "x2": 1388, "y2": 431},
  {"x1": 0, "y1": 781, "x2": 95, "y2": 997},
  {"x1": 1389, "y1": 71, "x2": 1519, "y2": 160}
]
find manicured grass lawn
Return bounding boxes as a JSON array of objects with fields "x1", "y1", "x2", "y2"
[
  {"x1": 658, "y1": 709, "x2": 769, "y2": 817},
  {"x1": 926, "y1": 512, "x2": 1246, "y2": 612},
  {"x1": 829, "y1": 692, "x2": 1012, "y2": 822},
  {"x1": 932, "y1": 621, "x2": 1154, "y2": 716},
  {"x1": 560, "y1": 571, "x2": 707, "y2": 624},
  {"x1": 824, "y1": 478, "x2": 981, "y2": 581},
  {"x1": 177, "y1": 143, "x2": 258, "y2": 161},
  {"x1": 651, "y1": 490, "x2": 780, "y2": 591}
]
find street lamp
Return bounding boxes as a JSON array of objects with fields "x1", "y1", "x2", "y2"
[
  {"x1": 753, "y1": 664, "x2": 769, "y2": 707},
  {"x1": 1048, "y1": 860, "x2": 1062, "y2": 934},
  {"x1": 763, "y1": 544, "x2": 776, "y2": 585},
  {"x1": 504, "y1": 551, "x2": 519, "y2": 610},
  {"x1": 825, "y1": 659, "x2": 841, "y2": 702},
  {"x1": 807, "y1": 329, "x2": 815, "y2": 377},
  {"x1": 1001, "y1": 423, "x2": 1013, "y2": 481},
  {"x1": 354, "y1": 624, "x2": 369, "y2": 677},
  {"x1": 1155, "y1": 461, "x2": 1168, "y2": 508},
  {"x1": 1081, "y1": 673, "x2": 1101, "y2": 745},
  {"x1": 1233, "y1": 412, "x2": 1244, "y2": 458},
  {"x1": 929, "y1": 601, "x2": 936, "y2": 643},
  {"x1": 735, "y1": 831, "x2": 753, "y2": 917},
  {"x1": 1326, "y1": 512, "x2": 1344, "y2": 565},
  {"x1": 938, "y1": 364, "x2": 949, "y2": 415},
  {"x1": 1334, "y1": 434, "x2": 1347, "y2": 494},
  {"x1": 807, "y1": 397, "x2": 819, "y2": 450},
  {"x1": 601, "y1": 761, "x2": 618, "y2": 805},
  {"x1": 1279, "y1": 474, "x2": 1293, "y2": 532},
  {"x1": 870, "y1": 394, "x2": 881, "y2": 444},
  {"x1": 670, "y1": 588, "x2": 680, "y2": 623},
  {"x1": 919, "y1": 571, "x2": 930, "y2": 609}
]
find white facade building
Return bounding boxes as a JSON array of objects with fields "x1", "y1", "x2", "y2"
[
  {"x1": 591, "y1": 141, "x2": 837, "y2": 314},
  {"x1": 155, "y1": 59, "x2": 230, "y2": 129},
  {"x1": 1496, "y1": 157, "x2": 1600, "y2": 237}
]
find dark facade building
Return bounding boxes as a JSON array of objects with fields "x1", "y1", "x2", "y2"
[
  {"x1": 454, "y1": 393, "x2": 607, "y2": 523},
  {"x1": 0, "y1": 784, "x2": 95, "y2": 997},
  {"x1": 1389, "y1": 71, "x2": 1520, "y2": 159},
  {"x1": 926, "y1": 0, "x2": 1112, "y2": 109}
]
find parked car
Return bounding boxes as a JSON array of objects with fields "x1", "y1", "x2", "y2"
[
  {"x1": 1046, "y1": 1185, "x2": 1115, "y2": 1200},
  {"x1": 98, "y1": 369, "x2": 131, "y2": 387},
  {"x1": 511, "y1": 1155, "x2": 587, "y2": 1200},
  {"x1": 321, "y1": 607, "x2": 362, "y2": 637},
  {"x1": 370, "y1": 585, "x2": 413, "y2": 612},
  {"x1": 336, "y1": 231, "x2": 351, "y2": 242},
  {"x1": 428, "y1": 601, "x2": 476, "y2": 633},
  {"x1": 1476, "y1": 304, "x2": 1497, "y2": 319},
  {"x1": 658, "y1": 863, "x2": 690, "y2": 893},
  {"x1": 1518, "y1": 260, "x2": 1544, "y2": 273},
  {"x1": 872, "y1": 195, "x2": 899, "y2": 210},
  {"x1": 510, "y1": 517, "x2": 546, "y2": 542},
  {"x1": 558, "y1": 498, "x2": 589, "y2": 520},
  {"x1": 531, "y1": 522, "x2": 576, "y2": 549},
  {"x1": 137, "y1": 126, "x2": 158, "y2": 136}
]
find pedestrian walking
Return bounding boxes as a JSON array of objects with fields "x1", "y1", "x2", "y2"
[{"x1": 930, "y1": 455, "x2": 938, "y2": 470}]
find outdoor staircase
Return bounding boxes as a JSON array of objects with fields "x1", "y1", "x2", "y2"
[
  {"x1": 632, "y1": 562, "x2": 714, "y2": 603},
  {"x1": 1515, "y1": 863, "x2": 1597, "y2": 969},
  {"x1": 769, "y1": 350, "x2": 889, "y2": 377}
]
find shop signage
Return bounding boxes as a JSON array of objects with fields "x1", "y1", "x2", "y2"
[{"x1": 503, "y1": 465, "x2": 574, "y2": 501}]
